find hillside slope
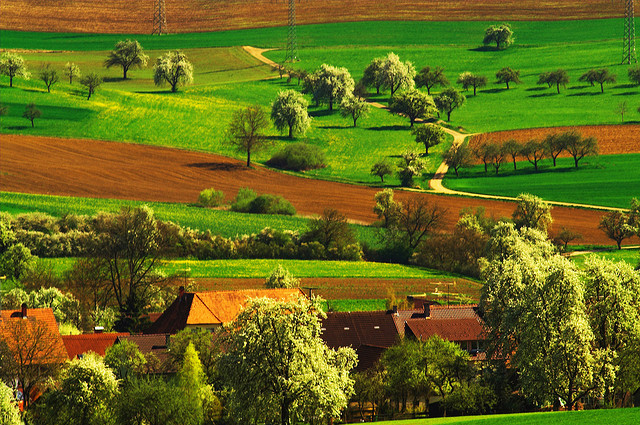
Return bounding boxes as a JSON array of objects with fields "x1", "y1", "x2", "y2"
[{"x1": 1, "y1": 0, "x2": 622, "y2": 34}]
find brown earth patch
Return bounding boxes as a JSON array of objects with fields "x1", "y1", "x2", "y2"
[
  {"x1": 191, "y1": 277, "x2": 481, "y2": 301},
  {"x1": 0, "y1": 1, "x2": 622, "y2": 34},
  {"x1": 0, "y1": 134, "x2": 628, "y2": 245},
  {"x1": 470, "y1": 125, "x2": 640, "y2": 158}
]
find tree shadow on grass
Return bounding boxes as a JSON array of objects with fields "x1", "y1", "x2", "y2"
[
  {"x1": 526, "y1": 87, "x2": 547, "y2": 92},
  {"x1": 186, "y1": 162, "x2": 245, "y2": 171},
  {"x1": 310, "y1": 109, "x2": 336, "y2": 118},
  {"x1": 567, "y1": 92, "x2": 601, "y2": 97},
  {"x1": 6, "y1": 126, "x2": 29, "y2": 130},
  {"x1": 467, "y1": 46, "x2": 503, "y2": 52},
  {"x1": 318, "y1": 125, "x2": 350, "y2": 130},
  {"x1": 614, "y1": 83, "x2": 638, "y2": 90},
  {"x1": 366, "y1": 125, "x2": 408, "y2": 131},
  {"x1": 613, "y1": 92, "x2": 640, "y2": 96},
  {"x1": 528, "y1": 92, "x2": 558, "y2": 98},
  {"x1": 479, "y1": 88, "x2": 508, "y2": 94}
]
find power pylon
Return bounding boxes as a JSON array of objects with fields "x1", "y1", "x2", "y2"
[
  {"x1": 622, "y1": 0, "x2": 637, "y2": 64},
  {"x1": 152, "y1": 0, "x2": 167, "y2": 35},
  {"x1": 284, "y1": 0, "x2": 299, "y2": 62}
]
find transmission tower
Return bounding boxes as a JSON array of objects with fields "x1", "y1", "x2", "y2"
[
  {"x1": 284, "y1": 0, "x2": 299, "y2": 62},
  {"x1": 152, "y1": 0, "x2": 167, "y2": 35},
  {"x1": 622, "y1": 0, "x2": 637, "y2": 64}
]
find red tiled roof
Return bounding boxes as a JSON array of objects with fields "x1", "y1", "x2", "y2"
[
  {"x1": 147, "y1": 288, "x2": 306, "y2": 334},
  {"x1": 0, "y1": 308, "x2": 68, "y2": 364},
  {"x1": 117, "y1": 334, "x2": 173, "y2": 370},
  {"x1": 62, "y1": 333, "x2": 129, "y2": 359},
  {"x1": 405, "y1": 317, "x2": 484, "y2": 342}
]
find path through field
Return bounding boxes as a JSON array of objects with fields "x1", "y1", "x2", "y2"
[{"x1": 1, "y1": 134, "x2": 628, "y2": 246}]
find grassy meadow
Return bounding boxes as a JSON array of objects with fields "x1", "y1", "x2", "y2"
[
  {"x1": 571, "y1": 248, "x2": 639, "y2": 269},
  {"x1": 2, "y1": 19, "x2": 640, "y2": 190},
  {"x1": 442, "y1": 154, "x2": 640, "y2": 208},
  {"x1": 378, "y1": 407, "x2": 640, "y2": 425},
  {"x1": 0, "y1": 192, "x2": 380, "y2": 246}
]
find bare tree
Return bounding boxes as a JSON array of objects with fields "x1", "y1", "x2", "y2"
[{"x1": 226, "y1": 104, "x2": 270, "y2": 167}]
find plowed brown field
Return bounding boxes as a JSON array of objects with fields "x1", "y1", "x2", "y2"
[
  {"x1": 470, "y1": 125, "x2": 640, "y2": 157},
  {"x1": 1, "y1": 134, "x2": 626, "y2": 245},
  {"x1": 193, "y1": 277, "x2": 481, "y2": 300},
  {"x1": 0, "y1": 0, "x2": 621, "y2": 34}
]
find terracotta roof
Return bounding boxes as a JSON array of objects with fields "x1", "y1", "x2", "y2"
[
  {"x1": 320, "y1": 311, "x2": 399, "y2": 371},
  {"x1": 62, "y1": 333, "x2": 129, "y2": 359},
  {"x1": 0, "y1": 308, "x2": 68, "y2": 364},
  {"x1": 429, "y1": 304, "x2": 479, "y2": 320},
  {"x1": 147, "y1": 288, "x2": 306, "y2": 334},
  {"x1": 405, "y1": 317, "x2": 485, "y2": 342},
  {"x1": 392, "y1": 309, "x2": 427, "y2": 337}
]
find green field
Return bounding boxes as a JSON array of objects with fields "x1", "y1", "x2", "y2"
[
  {"x1": 571, "y1": 248, "x2": 639, "y2": 269},
  {"x1": 2, "y1": 20, "x2": 639, "y2": 190},
  {"x1": 442, "y1": 154, "x2": 640, "y2": 208},
  {"x1": 0, "y1": 192, "x2": 379, "y2": 246},
  {"x1": 377, "y1": 407, "x2": 640, "y2": 425}
]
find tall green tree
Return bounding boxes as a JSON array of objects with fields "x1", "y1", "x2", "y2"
[
  {"x1": 104, "y1": 339, "x2": 147, "y2": 381},
  {"x1": 480, "y1": 223, "x2": 608, "y2": 410},
  {"x1": 361, "y1": 57, "x2": 385, "y2": 94},
  {"x1": 483, "y1": 23, "x2": 514, "y2": 49},
  {"x1": 543, "y1": 133, "x2": 567, "y2": 167},
  {"x1": 22, "y1": 102, "x2": 41, "y2": 128},
  {"x1": 457, "y1": 72, "x2": 487, "y2": 96},
  {"x1": 79, "y1": 72, "x2": 103, "y2": 100},
  {"x1": 442, "y1": 143, "x2": 473, "y2": 177},
  {"x1": 312, "y1": 64, "x2": 354, "y2": 111},
  {"x1": 415, "y1": 66, "x2": 449, "y2": 95},
  {"x1": 561, "y1": 130, "x2": 598, "y2": 168},
  {"x1": 628, "y1": 66, "x2": 640, "y2": 86},
  {"x1": 153, "y1": 50, "x2": 193, "y2": 92},
  {"x1": 502, "y1": 139, "x2": 522, "y2": 170},
  {"x1": 44, "y1": 354, "x2": 119, "y2": 425},
  {"x1": 412, "y1": 123, "x2": 446, "y2": 155},
  {"x1": 0, "y1": 381, "x2": 22, "y2": 425},
  {"x1": 380, "y1": 52, "x2": 416, "y2": 96},
  {"x1": 581, "y1": 68, "x2": 616, "y2": 93},
  {"x1": 520, "y1": 139, "x2": 545, "y2": 171},
  {"x1": 598, "y1": 211, "x2": 635, "y2": 249},
  {"x1": 271, "y1": 89, "x2": 311, "y2": 138},
  {"x1": 104, "y1": 39, "x2": 149, "y2": 79},
  {"x1": 373, "y1": 189, "x2": 402, "y2": 228},
  {"x1": 539, "y1": 69, "x2": 569, "y2": 94},
  {"x1": 512, "y1": 193, "x2": 553, "y2": 233},
  {"x1": 218, "y1": 296, "x2": 357, "y2": 425},
  {"x1": 339, "y1": 94, "x2": 369, "y2": 127},
  {"x1": 225, "y1": 104, "x2": 270, "y2": 167},
  {"x1": 495, "y1": 67, "x2": 521, "y2": 89},
  {"x1": 0, "y1": 52, "x2": 30, "y2": 87},
  {"x1": 265, "y1": 264, "x2": 300, "y2": 289},
  {"x1": 434, "y1": 87, "x2": 465, "y2": 121},
  {"x1": 389, "y1": 89, "x2": 436, "y2": 127},
  {"x1": 64, "y1": 62, "x2": 80, "y2": 84}
]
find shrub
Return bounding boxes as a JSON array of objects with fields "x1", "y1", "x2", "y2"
[
  {"x1": 197, "y1": 188, "x2": 225, "y2": 207},
  {"x1": 230, "y1": 187, "x2": 258, "y2": 212},
  {"x1": 266, "y1": 143, "x2": 326, "y2": 171}
]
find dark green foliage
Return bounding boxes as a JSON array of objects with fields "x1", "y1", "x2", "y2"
[
  {"x1": 23, "y1": 102, "x2": 41, "y2": 127},
  {"x1": 415, "y1": 66, "x2": 449, "y2": 95},
  {"x1": 304, "y1": 209, "x2": 362, "y2": 261},
  {"x1": 495, "y1": 67, "x2": 521, "y2": 89},
  {"x1": 231, "y1": 189, "x2": 296, "y2": 216},
  {"x1": 266, "y1": 143, "x2": 326, "y2": 171},
  {"x1": 629, "y1": 66, "x2": 640, "y2": 86},
  {"x1": 483, "y1": 23, "x2": 514, "y2": 49}
]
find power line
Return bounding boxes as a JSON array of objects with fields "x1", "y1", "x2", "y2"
[
  {"x1": 622, "y1": 0, "x2": 637, "y2": 64},
  {"x1": 152, "y1": 0, "x2": 167, "y2": 35},
  {"x1": 284, "y1": 0, "x2": 299, "y2": 62}
]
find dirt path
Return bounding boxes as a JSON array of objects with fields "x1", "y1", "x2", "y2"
[
  {"x1": 1, "y1": 134, "x2": 629, "y2": 246},
  {"x1": 242, "y1": 46, "x2": 277, "y2": 67}
]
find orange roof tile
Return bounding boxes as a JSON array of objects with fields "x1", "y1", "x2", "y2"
[
  {"x1": 0, "y1": 308, "x2": 68, "y2": 364},
  {"x1": 62, "y1": 333, "x2": 129, "y2": 358}
]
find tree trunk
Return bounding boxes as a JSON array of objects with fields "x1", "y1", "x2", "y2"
[
  {"x1": 9, "y1": 75, "x2": 13, "y2": 87},
  {"x1": 246, "y1": 147, "x2": 251, "y2": 167},
  {"x1": 353, "y1": 116, "x2": 357, "y2": 127},
  {"x1": 600, "y1": 83, "x2": 604, "y2": 93},
  {"x1": 574, "y1": 157, "x2": 579, "y2": 168},
  {"x1": 376, "y1": 86, "x2": 380, "y2": 95},
  {"x1": 123, "y1": 67, "x2": 128, "y2": 79},
  {"x1": 281, "y1": 400, "x2": 290, "y2": 425},
  {"x1": 506, "y1": 82, "x2": 510, "y2": 89},
  {"x1": 447, "y1": 110, "x2": 451, "y2": 121},
  {"x1": 30, "y1": 118, "x2": 34, "y2": 127},
  {"x1": 556, "y1": 83, "x2": 560, "y2": 94},
  {"x1": 473, "y1": 86, "x2": 477, "y2": 96},
  {"x1": 512, "y1": 157, "x2": 517, "y2": 170},
  {"x1": 288, "y1": 125, "x2": 293, "y2": 138},
  {"x1": 329, "y1": 97, "x2": 333, "y2": 111},
  {"x1": 425, "y1": 145, "x2": 429, "y2": 155}
]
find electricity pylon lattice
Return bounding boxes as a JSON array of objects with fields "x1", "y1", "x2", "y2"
[
  {"x1": 284, "y1": 0, "x2": 299, "y2": 62},
  {"x1": 152, "y1": 0, "x2": 167, "y2": 35},
  {"x1": 623, "y1": 0, "x2": 637, "y2": 64}
]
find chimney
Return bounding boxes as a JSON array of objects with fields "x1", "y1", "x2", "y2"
[
  {"x1": 392, "y1": 305, "x2": 398, "y2": 315},
  {"x1": 94, "y1": 326, "x2": 104, "y2": 334},
  {"x1": 21, "y1": 303, "x2": 27, "y2": 319},
  {"x1": 178, "y1": 286, "x2": 185, "y2": 298},
  {"x1": 165, "y1": 334, "x2": 171, "y2": 348},
  {"x1": 424, "y1": 303, "x2": 431, "y2": 318}
]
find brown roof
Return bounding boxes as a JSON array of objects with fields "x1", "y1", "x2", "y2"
[
  {"x1": 0, "y1": 308, "x2": 68, "y2": 364},
  {"x1": 320, "y1": 311, "x2": 399, "y2": 371},
  {"x1": 405, "y1": 317, "x2": 485, "y2": 342},
  {"x1": 147, "y1": 288, "x2": 306, "y2": 334},
  {"x1": 117, "y1": 334, "x2": 172, "y2": 369},
  {"x1": 62, "y1": 333, "x2": 129, "y2": 359},
  {"x1": 429, "y1": 304, "x2": 479, "y2": 320}
]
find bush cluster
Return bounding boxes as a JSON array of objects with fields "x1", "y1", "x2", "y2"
[
  {"x1": 266, "y1": 143, "x2": 326, "y2": 171},
  {"x1": 230, "y1": 188, "x2": 296, "y2": 216},
  {"x1": 197, "y1": 188, "x2": 225, "y2": 207}
]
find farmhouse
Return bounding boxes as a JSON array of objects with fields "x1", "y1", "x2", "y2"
[
  {"x1": 146, "y1": 287, "x2": 307, "y2": 334},
  {"x1": 62, "y1": 331, "x2": 129, "y2": 359}
]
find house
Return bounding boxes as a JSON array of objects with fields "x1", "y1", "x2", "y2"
[
  {"x1": 403, "y1": 304, "x2": 486, "y2": 358},
  {"x1": 115, "y1": 333, "x2": 174, "y2": 373},
  {"x1": 62, "y1": 332, "x2": 129, "y2": 359},
  {"x1": 320, "y1": 310, "x2": 400, "y2": 371},
  {"x1": 146, "y1": 287, "x2": 306, "y2": 334},
  {"x1": 0, "y1": 305, "x2": 68, "y2": 409}
]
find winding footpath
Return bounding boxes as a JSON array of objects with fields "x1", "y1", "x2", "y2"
[{"x1": 240, "y1": 46, "x2": 627, "y2": 213}]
